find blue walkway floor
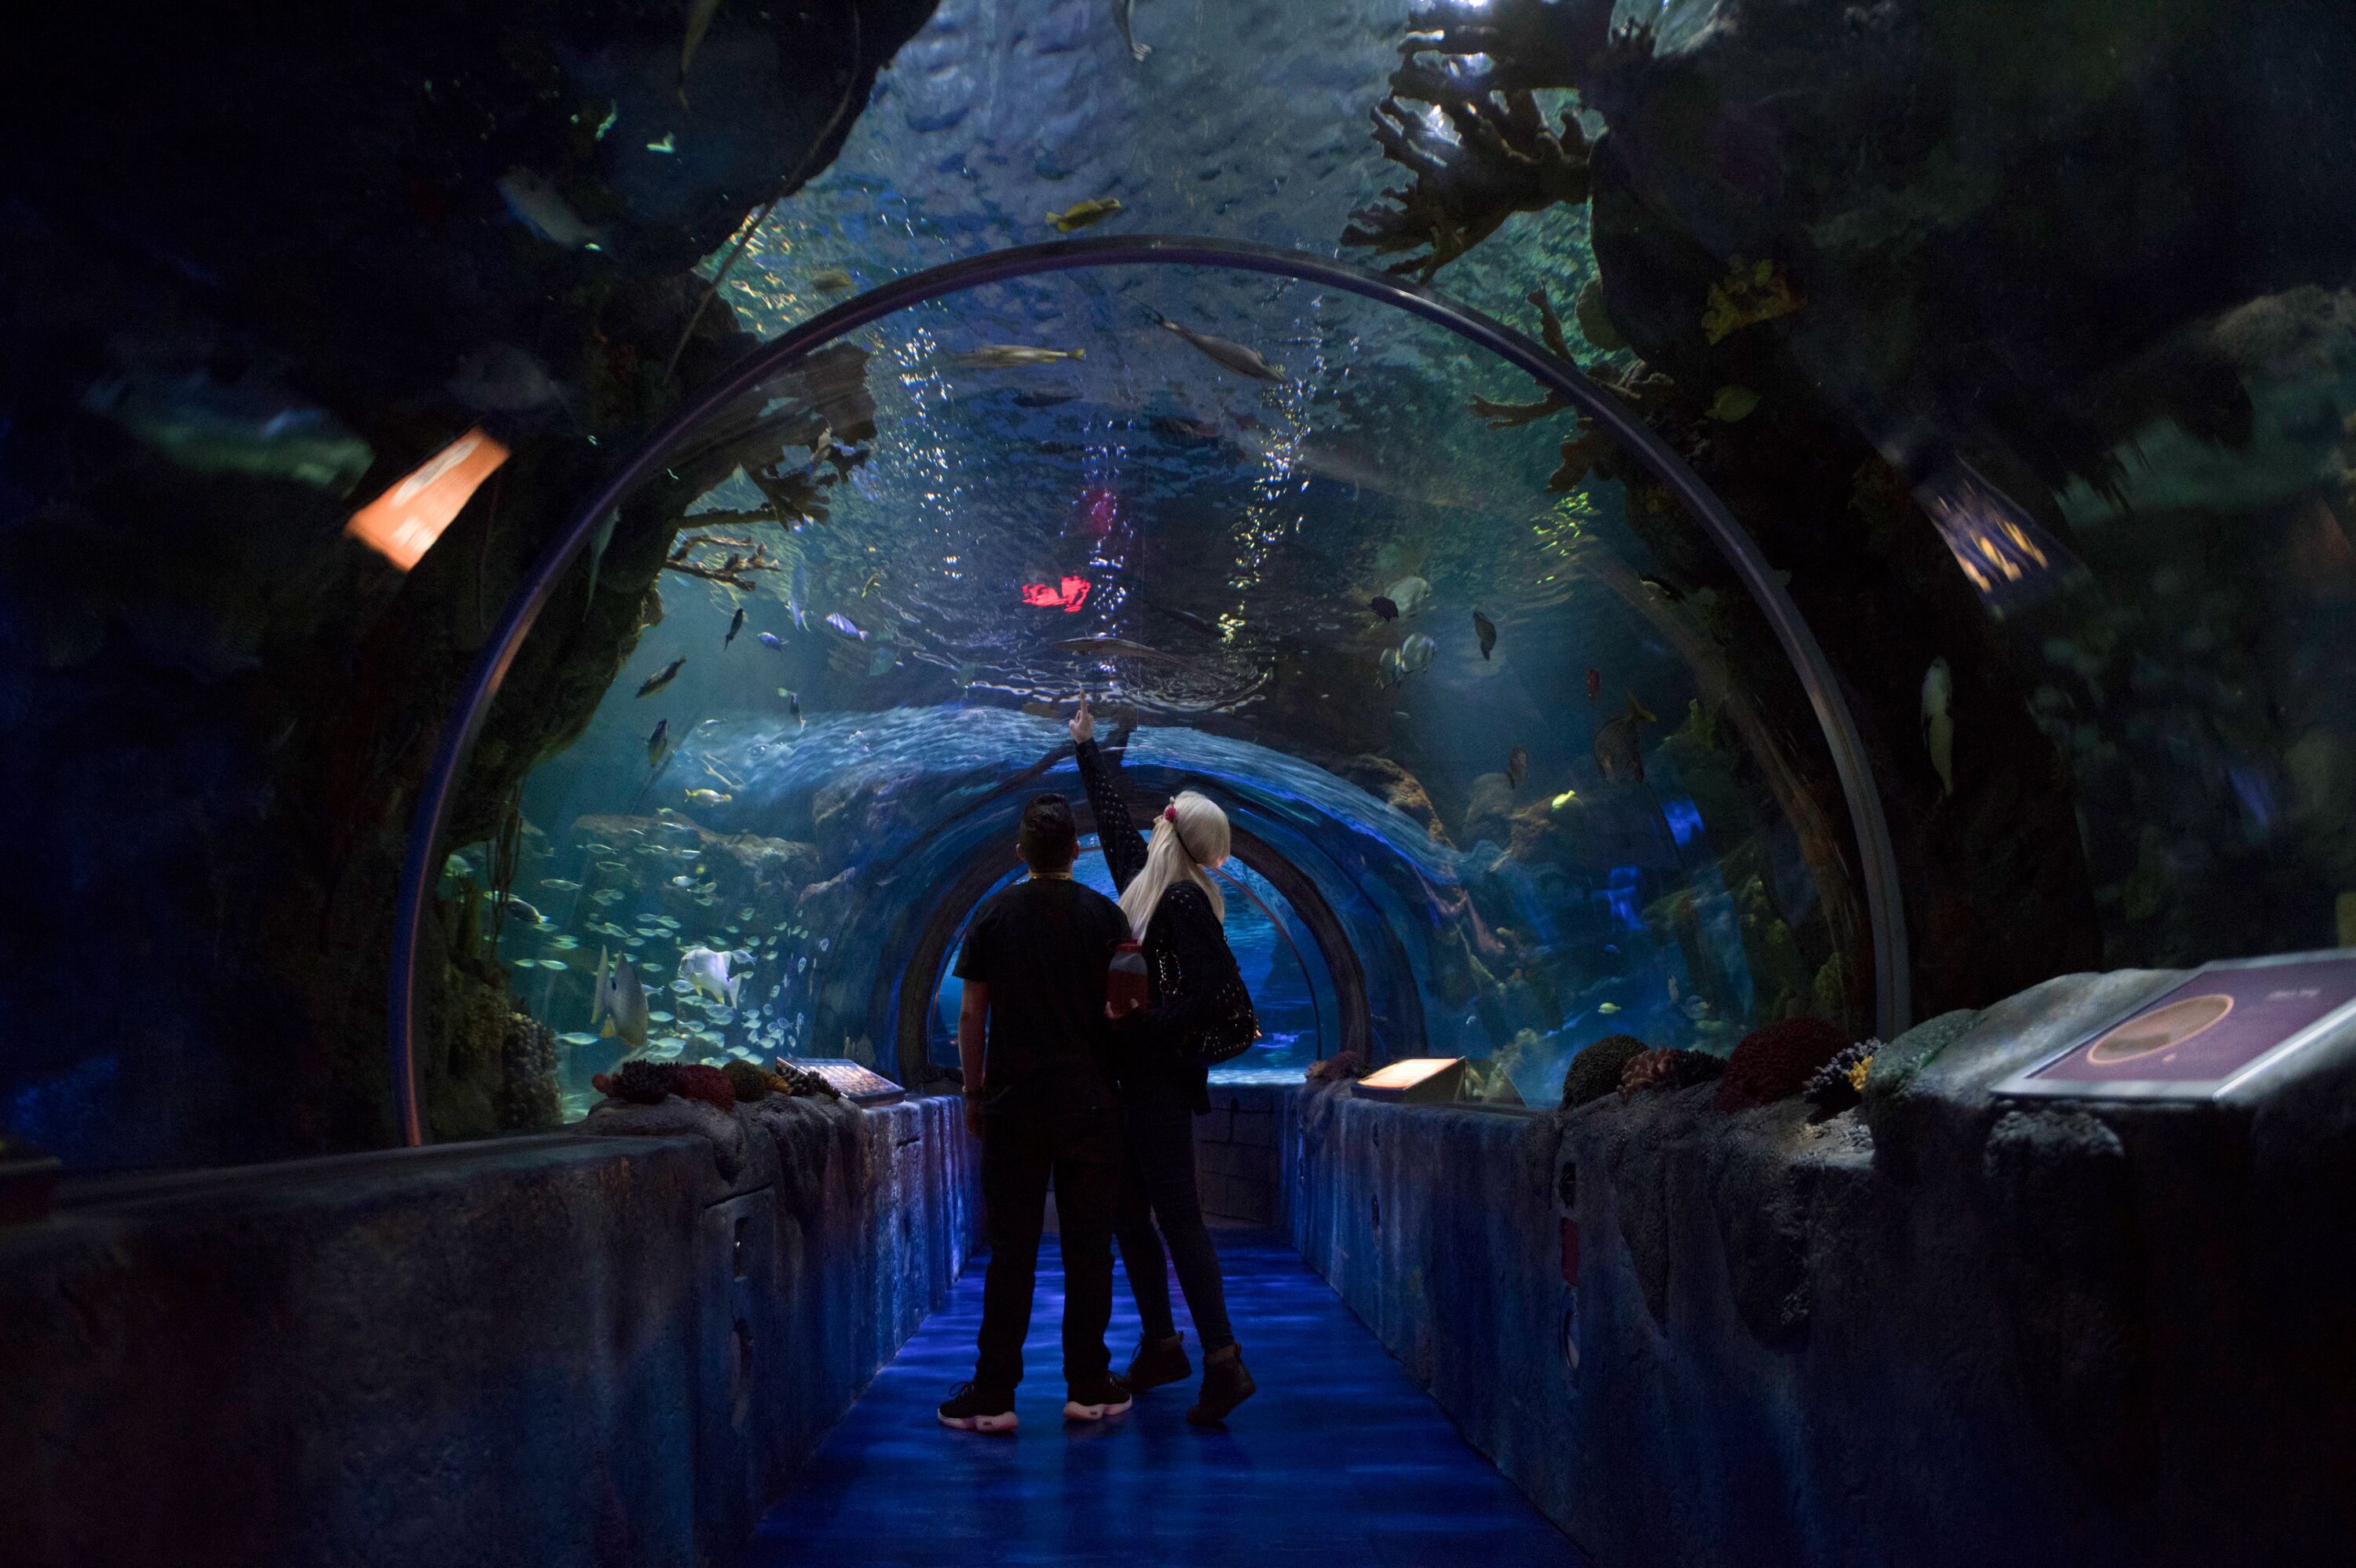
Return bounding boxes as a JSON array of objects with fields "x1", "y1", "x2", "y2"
[{"x1": 741, "y1": 1230, "x2": 1590, "y2": 1567}]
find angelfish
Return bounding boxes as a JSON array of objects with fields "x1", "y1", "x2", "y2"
[
  {"x1": 592, "y1": 946, "x2": 651, "y2": 1049},
  {"x1": 678, "y1": 945, "x2": 745, "y2": 1007},
  {"x1": 1151, "y1": 312, "x2": 1284, "y2": 382},
  {"x1": 1922, "y1": 657, "x2": 1955, "y2": 797}
]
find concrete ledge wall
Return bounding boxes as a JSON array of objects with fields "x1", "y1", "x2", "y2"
[
  {"x1": 1268, "y1": 971, "x2": 2356, "y2": 1567},
  {"x1": 1194, "y1": 1083, "x2": 1279, "y2": 1225},
  {"x1": 0, "y1": 1094, "x2": 978, "y2": 1568}
]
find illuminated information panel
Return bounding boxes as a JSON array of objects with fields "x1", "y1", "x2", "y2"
[
  {"x1": 777, "y1": 1058, "x2": 907, "y2": 1107},
  {"x1": 1996, "y1": 950, "x2": 2356, "y2": 1102},
  {"x1": 1352, "y1": 1057, "x2": 1466, "y2": 1106}
]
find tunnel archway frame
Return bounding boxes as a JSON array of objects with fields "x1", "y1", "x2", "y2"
[{"x1": 389, "y1": 234, "x2": 1912, "y2": 1145}]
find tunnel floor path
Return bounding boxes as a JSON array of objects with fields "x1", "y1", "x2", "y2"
[{"x1": 739, "y1": 1230, "x2": 1591, "y2": 1567}]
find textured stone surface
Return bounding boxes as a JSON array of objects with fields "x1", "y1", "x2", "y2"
[
  {"x1": 0, "y1": 1097, "x2": 978, "y2": 1568},
  {"x1": 1267, "y1": 969, "x2": 2356, "y2": 1566}
]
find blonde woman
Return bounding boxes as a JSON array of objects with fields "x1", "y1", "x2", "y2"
[{"x1": 1070, "y1": 699, "x2": 1258, "y2": 1425}]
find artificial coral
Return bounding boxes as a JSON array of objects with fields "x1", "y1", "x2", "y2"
[
  {"x1": 1307, "y1": 1050, "x2": 1368, "y2": 1083},
  {"x1": 673, "y1": 1062, "x2": 737, "y2": 1112},
  {"x1": 723, "y1": 1058, "x2": 771, "y2": 1103},
  {"x1": 1560, "y1": 1033, "x2": 1650, "y2": 1109},
  {"x1": 594, "y1": 1059, "x2": 680, "y2": 1104},
  {"x1": 1802, "y1": 1038, "x2": 1883, "y2": 1117},
  {"x1": 1619, "y1": 1047, "x2": 1726, "y2": 1099},
  {"x1": 1714, "y1": 1017, "x2": 1848, "y2": 1111}
]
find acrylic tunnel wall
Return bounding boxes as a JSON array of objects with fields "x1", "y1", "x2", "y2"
[{"x1": 393, "y1": 240, "x2": 1897, "y2": 1139}]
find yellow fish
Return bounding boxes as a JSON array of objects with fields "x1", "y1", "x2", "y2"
[
  {"x1": 1047, "y1": 197, "x2": 1123, "y2": 232},
  {"x1": 1598, "y1": 1002, "x2": 1622, "y2": 1015}
]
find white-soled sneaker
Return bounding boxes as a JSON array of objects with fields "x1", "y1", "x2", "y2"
[
  {"x1": 1062, "y1": 1372, "x2": 1134, "y2": 1422},
  {"x1": 938, "y1": 1381, "x2": 1019, "y2": 1434}
]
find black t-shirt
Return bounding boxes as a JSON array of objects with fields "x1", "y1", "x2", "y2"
[{"x1": 954, "y1": 875, "x2": 1131, "y2": 1117}]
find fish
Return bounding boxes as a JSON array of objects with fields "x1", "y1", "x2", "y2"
[
  {"x1": 679, "y1": 0, "x2": 721, "y2": 103},
  {"x1": 956, "y1": 345, "x2": 1087, "y2": 371},
  {"x1": 725, "y1": 607, "x2": 745, "y2": 647},
  {"x1": 448, "y1": 343, "x2": 569, "y2": 415},
  {"x1": 809, "y1": 268, "x2": 855, "y2": 294},
  {"x1": 825, "y1": 612, "x2": 868, "y2": 641},
  {"x1": 558, "y1": 1032, "x2": 601, "y2": 1047},
  {"x1": 859, "y1": 568, "x2": 882, "y2": 597},
  {"x1": 679, "y1": 945, "x2": 745, "y2": 1007},
  {"x1": 1047, "y1": 197, "x2": 1124, "y2": 232},
  {"x1": 1922, "y1": 656, "x2": 1955, "y2": 797},
  {"x1": 80, "y1": 372, "x2": 373, "y2": 494},
  {"x1": 1370, "y1": 595, "x2": 1399, "y2": 621},
  {"x1": 1679, "y1": 995, "x2": 1710, "y2": 1022},
  {"x1": 584, "y1": 842, "x2": 616, "y2": 855},
  {"x1": 1637, "y1": 574, "x2": 1683, "y2": 602},
  {"x1": 637, "y1": 658, "x2": 686, "y2": 697},
  {"x1": 683, "y1": 788, "x2": 731, "y2": 807},
  {"x1": 550, "y1": 935, "x2": 580, "y2": 949},
  {"x1": 1708, "y1": 385, "x2": 1762, "y2": 422},
  {"x1": 1151, "y1": 312, "x2": 1283, "y2": 382},
  {"x1": 1549, "y1": 790, "x2": 1578, "y2": 811},
  {"x1": 646, "y1": 718, "x2": 669, "y2": 764},
  {"x1": 1115, "y1": 0, "x2": 1151, "y2": 60},
  {"x1": 503, "y1": 897, "x2": 550, "y2": 927},
  {"x1": 779, "y1": 689, "x2": 803, "y2": 723},
  {"x1": 1668, "y1": 975, "x2": 1681, "y2": 1002},
  {"x1": 1599, "y1": 1002, "x2": 1622, "y2": 1015},
  {"x1": 540, "y1": 878, "x2": 583, "y2": 893},
  {"x1": 1586, "y1": 667, "x2": 1601, "y2": 702},
  {"x1": 1506, "y1": 747, "x2": 1528, "y2": 789},
  {"x1": 1593, "y1": 691, "x2": 1659, "y2": 782},
  {"x1": 591, "y1": 946, "x2": 651, "y2": 1049},
  {"x1": 1472, "y1": 609, "x2": 1498, "y2": 660},
  {"x1": 1056, "y1": 635, "x2": 1187, "y2": 665},
  {"x1": 1399, "y1": 632, "x2": 1436, "y2": 674},
  {"x1": 1385, "y1": 576, "x2": 1431, "y2": 616},
  {"x1": 788, "y1": 560, "x2": 810, "y2": 629},
  {"x1": 1012, "y1": 389, "x2": 1078, "y2": 409},
  {"x1": 644, "y1": 132, "x2": 676, "y2": 155},
  {"x1": 1376, "y1": 647, "x2": 1403, "y2": 689},
  {"x1": 497, "y1": 167, "x2": 606, "y2": 250},
  {"x1": 755, "y1": 631, "x2": 783, "y2": 650}
]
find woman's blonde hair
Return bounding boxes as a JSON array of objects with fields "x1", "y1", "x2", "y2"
[{"x1": 1118, "y1": 789, "x2": 1229, "y2": 938}]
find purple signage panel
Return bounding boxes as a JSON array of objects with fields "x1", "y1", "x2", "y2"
[{"x1": 1998, "y1": 952, "x2": 2356, "y2": 1101}]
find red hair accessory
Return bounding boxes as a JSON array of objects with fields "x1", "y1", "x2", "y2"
[{"x1": 1164, "y1": 804, "x2": 1179, "y2": 824}]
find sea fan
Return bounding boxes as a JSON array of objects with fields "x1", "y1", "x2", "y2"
[
  {"x1": 1560, "y1": 1034, "x2": 1649, "y2": 1109},
  {"x1": 1714, "y1": 1017, "x2": 1848, "y2": 1111},
  {"x1": 673, "y1": 1063, "x2": 737, "y2": 1112},
  {"x1": 1619, "y1": 1048, "x2": 1726, "y2": 1099},
  {"x1": 1802, "y1": 1038, "x2": 1883, "y2": 1117}
]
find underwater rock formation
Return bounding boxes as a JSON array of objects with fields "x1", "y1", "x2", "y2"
[
  {"x1": 0, "y1": 2, "x2": 944, "y2": 1166},
  {"x1": 1618, "y1": 1047, "x2": 1725, "y2": 1099}
]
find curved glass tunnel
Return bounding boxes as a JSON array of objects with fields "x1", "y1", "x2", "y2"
[{"x1": 418, "y1": 254, "x2": 1879, "y2": 1131}]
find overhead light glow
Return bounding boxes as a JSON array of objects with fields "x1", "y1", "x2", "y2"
[
  {"x1": 346, "y1": 428, "x2": 508, "y2": 571},
  {"x1": 1020, "y1": 576, "x2": 1093, "y2": 612}
]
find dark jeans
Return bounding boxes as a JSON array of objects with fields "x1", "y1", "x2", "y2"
[
  {"x1": 975, "y1": 1108, "x2": 1124, "y2": 1394},
  {"x1": 1114, "y1": 1098, "x2": 1236, "y2": 1354}
]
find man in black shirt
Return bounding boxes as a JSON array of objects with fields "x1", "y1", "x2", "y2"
[{"x1": 936, "y1": 793, "x2": 1136, "y2": 1434}]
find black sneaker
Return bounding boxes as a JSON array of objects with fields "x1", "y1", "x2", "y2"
[
  {"x1": 1062, "y1": 1371, "x2": 1134, "y2": 1422},
  {"x1": 938, "y1": 1380, "x2": 1018, "y2": 1434},
  {"x1": 1125, "y1": 1334, "x2": 1191, "y2": 1393},
  {"x1": 1186, "y1": 1347, "x2": 1256, "y2": 1426}
]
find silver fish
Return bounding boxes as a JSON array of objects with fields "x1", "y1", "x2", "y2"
[
  {"x1": 1399, "y1": 632, "x2": 1436, "y2": 674},
  {"x1": 1151, "y1": 312, "x2": 1283, "y2": 382},
  {"x1": 955, "y1": 345, "x2": 1087, "y2": 370},
  {"x1": 497, "y1": 167, "x2": 606, "y2": 250},
  {"x1": 591, "y1": 945, "x2": 650, "y2": 1049},
  {"x1": 825, "y1": 612, "x2": 869, "y2": 641}
]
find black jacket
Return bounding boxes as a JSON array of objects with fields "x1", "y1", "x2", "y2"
[{"x1": 1075, "y1": 738, "x2": 1249, "y2": 1114}]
